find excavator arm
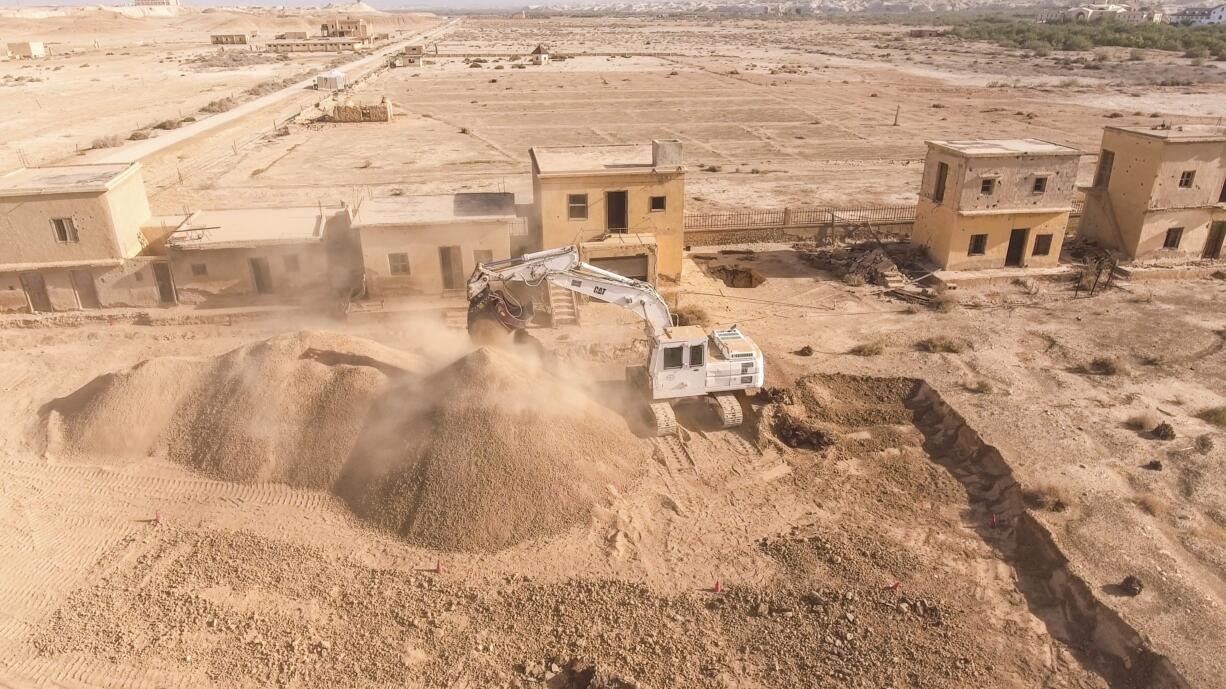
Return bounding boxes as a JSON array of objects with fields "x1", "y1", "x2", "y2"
[{"x1": 467, "y1": 246, "x2": 673, "y2": 337}]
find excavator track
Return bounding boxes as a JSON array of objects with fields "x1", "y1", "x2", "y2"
[
  {"x1": 712, "y1": 392, "x2": 744, "y2": 429},
  {"x1": 648, "y1": 402, "x2": 678, "y2": 437}
]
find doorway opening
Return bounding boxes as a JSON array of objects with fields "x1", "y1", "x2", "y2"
[{"x1": 1005, "y1": 229, "x2": 1029, "y2": 267}]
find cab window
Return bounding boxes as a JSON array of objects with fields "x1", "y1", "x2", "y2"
[
  {"x1": 689, "y1": 343, "x2": 705, "y2": 367},
  {"x1": 662, "y1": 345, "x2": 684, "y2": 370}
]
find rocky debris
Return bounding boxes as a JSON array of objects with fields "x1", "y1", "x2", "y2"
[
  {"x1": 771, "y1": 411, "x2": 835, "y2": 451},
  {"x1": 793, "y1": 345, "x2": 814, "y2": 357},
  {"x1": 846, "y1": 248, "x2": 904, "y2": 288},
  {"x1": 759, "y1": 387, "x2": 796, "y2": 405},
  {"x1": 1151, "y1": 422, "x2": 1176, "y2": 440},
  {"x1": 1142, "y1": 460, "x2": 1163, "y2": 471},
  {"x1": 1121, "y1": 575, "x2": 1144, "y2": 596}
]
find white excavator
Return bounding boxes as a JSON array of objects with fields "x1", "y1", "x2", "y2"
[{"x1": 466, "y1": 246, "x2": 765, "y2": 436}]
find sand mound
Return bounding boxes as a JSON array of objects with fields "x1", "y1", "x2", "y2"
[
  {"x1": 44, "y1": 331, "x2": 417, "y2": 488},
  {"x1": 339, "y1": 347, "x2": 648, "y2": 552}
]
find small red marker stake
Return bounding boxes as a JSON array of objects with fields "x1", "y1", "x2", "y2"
[
  {"x1": 435, "y1": 560, "x2": 443, "y2": 575},
  {"x1": 154, "y1": 510, "x2": 162, "y2": 525},
  {"x1": 990, "y1": 513, "x2": 998, "y2": 529},
  {"x1": 885, "y1": 580, "x2": 901, "y2": 592},
  {"x1": 712, "y1": 580, "x2": 722, "y2": 594}
]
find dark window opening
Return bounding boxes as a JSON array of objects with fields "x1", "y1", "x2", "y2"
[
  {"x1": 1163, "y1": 227, "x2": 1183, "y2": 249},
  {"x1": 968, "y1": 234, "x2": 988, "y2": 256},
  {"x1": 51, "y1": 218, "x2": 79, "y2": 243},
  {"x1": 1219, "y1": 178, "x2": 1226, "y2": 203},
  {"x1": 1093, "y1": 150, "x2": 1114, "y2": 188},
  {"x1": 650, "y1": 195, "x2": 667, "y2": 212},
  {"x1": 388, "y1": 253, "x2": 410, "y2": 275},
  {"x1": 190, "y1": 263, "x2": 208, "y2": 277},
  {"x1": 662, "y1": 345, "x2": 684, "y2": 370},
  {"x1": 567, "y1": 194, "x2": 588, "y2": 220},
  {"x1": 1033, "y1": 176, "x2": 1049, "y2": 194},
  {"x1": 1179, "y1": 170, "x2": 1195, "y2": 188},
  {"x1": 933, "y1": 162, "x2": 949, "y2": 203},
  {"x1": 1032, "y1": 234, "x2": 1053, "y2": 256},
  {"x1": 689, "y1": 343, "x2": 705, "y2": 367},
  {"x1": 980, "y1": 178, "x2": 995, "y2": 195}
]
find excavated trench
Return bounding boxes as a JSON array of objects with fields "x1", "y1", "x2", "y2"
[
  {"x1": 705, "y1": 264, "x2": 766, "y2": 288},
  {"x1": 905, "y1": 383, "x2": 1191, "y2": 689}
]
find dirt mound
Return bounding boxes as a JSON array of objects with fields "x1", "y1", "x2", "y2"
[
  {"x1": 338, "y1": 347, "x2": 648, "y2": 552},
  {"x1": 798, "y1": 374, "x2": 918, "y2": 427},
  {"x1": 43, "y1": 331, "x2": 417, "y2": 488}
]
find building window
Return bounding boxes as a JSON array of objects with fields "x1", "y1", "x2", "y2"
[
  {"x1": 689, "y1": 343, "x2": 705, "y2": 367},
  {"x1": 51, "y1": 218, "x2": 79, "y2": 243},
  {"x1": 1163, "y1": 227, "x2": 1183, "y2": 249},
  {"x1": 1094, "y1": 150, "x2": 1114, "y2": 188},
  {"x1": 1179, "y1": 170, "x2": 1195, "y2": 188},
  {"x1": 1032, "y1": 234, "x2": 1053, "y2": 256},
  {"x1": 979, "y1": 178, "x2": 995, "y2": 195},
  {"x1": 933, "y1": 162, "x2": 949, "y2": 203},
  {"x1": 968, "y1": 234, "x2": 988, "y2": 256},
  {"x1": 388, "y1": 252, "x2": 410, "y2": 275},
  {"x1": 1032, "y1": 176, "x2": 1049, "y2": 194},
  {"x1": 567, "y1": 194, "x2": 588, "y2": 220},
  {"x1": 283, "y1": 255, "x2": 300, "y2": 273},
  {"x1": 650, "y1": 195, "x2": 667, "y2": 212},
  {"x1": 190, "y1": 263, "x2": 208, "y2": 277},
  {"x1": 662, "y1": 345, "x2": 684, "y2": 370}
]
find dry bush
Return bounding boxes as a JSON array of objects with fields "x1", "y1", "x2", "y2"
[
  {"x1": 128, "y1": 130, "x2": 151, "y2": 140},
  {"x1": 916, "y1": 335, "x2": 965, "y2": 353},
  {"x1": 1197, "y1": 406, "x2": 1226, "y2": 428},
  {"x1": 1125, "y1": 412, "x2": 1160, "y2": 432},
  {"x1": 1134, "y1": 493, "x2": 1168, "y2": 518},
  {"x1": 201, "y1": 96, "x2": 237, "y2": 114},
  {"x1": 841, "y1": 273, "x2": 865, "y2": 287},
  {"x1": 90, "y1": 134, "x2": 123, "y2": 149},
  {"x1": 1023, "y1": 482, "x2": 1072, "y2": 512},
  {"x1": 674, "y1": 304, "x2": 710, "y2": 327},
  {"x1": 1077, "y1": 356, "x2": 1126, "y2": 376},
  {"x1": 153, "y1": 119, "x2": 182, "y2": 130},
  {"x1": 848, "y1": 341, "x2": 883, "y2": 357},
  {"x1": 965, "y1": 379, "x2": 993, "y2": 394},
  {"x1": 932, "y1": 292, "x2": 959, "y2": 312}
]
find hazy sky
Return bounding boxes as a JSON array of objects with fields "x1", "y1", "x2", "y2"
[{"x1": 0, "y1": 0, "x2": 545, "y2": 6}]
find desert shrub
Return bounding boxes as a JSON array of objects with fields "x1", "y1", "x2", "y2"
[
  {"x1": 841, "y1": 273, "x2": 866, "y2": 287},
  {"x1": 916, "y1": 335, "x2": 965, "y2": 353},
  {"x1": 966, "y1": 379, "x2": 993, "y2": 394},
  {"x1": 674, "y1": 304, "x2": 710, "y2": 327},
  {"x1": 1129, "y1": 48, "x2": 1146, "y2": 61},
  {"x1": 153, "y1": 119, "x2": 182, "y2": 130},
  {"x1": 932, "y1": 292, "x2": 959, "y2": 312},
  {"x1": 201, "y1": 97, "x2": 237, "y2": 114},
  {"x1": 90, "y1": 134, "x2": 123, "y2": 149},
  {"x1": 1078, "y1": 356, "x2": 1125, "y2": 376},
  {"x1": 1197, "y1": 406, "x2": 1226, "y2": 428},
  {"x1": 128, "y1": 130, "x2": 151, "y2": 140},
  {"x1": 1125, "y1": 411, "x2": 1160, "y2": 431},
  {"x1": 1186, "y1": 46, "x2": 1210, "y2": 59},
  {"x1": 1023, "y1": 482, "x2": 1071, "y2": 512},
  {"x1": 459, "y1": 127, "x2": 470, "y2": 135},
  {"x1": 848, "y1": 341, "x2": 884, "y2": 356},
  {"x1": 1134, "y1": 493, "x2": 1167, "y2": 517}
]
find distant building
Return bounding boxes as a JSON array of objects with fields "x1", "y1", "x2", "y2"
[
  {"x1": 275, "y1": 31, "x2": 310, "y2": 40},
  {"x1": 1168, "y1": 4, "x2": 1226, "y2": 25},
  {"x1": 163, "y1": 206, "x2": 349, "y2": 305},
  {"x1": 529, "y1": 140, "x2": 685, "y2": 283},
  {"x1": 321, "y1": 17, "x2": 372, "y2": 40},
  {"x1": 530, "y1": 43, "x2": 551, "y2": 65},
  {"x1": 911, "y1": 139, "x2": 1082, "y2": 271},
  {"x1": 0, "y1": 163, "x2": 172, "y2": 313},
  {"x1": 1080, "y1": 125, "x2": 1226, "y2": 261},
  {"x1": 7, "y1": 42, "x2": 47, "y2": 59},
  {"x1": 134, "y1": 0, "x2": 181, "y2": 6},
  {"x1": 268, "y1": 37, "x2": 365, "y2": 53},
  {"x1": 210, "y1": 34, "x2": 251, "y2": 46},
  {"x1": 404, "y1": 44, "x2": 425, "y2": 56},
  {"x1": 1037, "y1": 4, "x2": 1164, "y2": 24},
  {"x1": 351, "y1": 193, "x2": 521, "y2": 296},
  {"x1": 316, "y1": 69, "x2": 346, "y2": 91}
]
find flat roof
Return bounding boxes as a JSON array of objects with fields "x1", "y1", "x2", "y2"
[
  {"x1": 166, "y1": 206, "x2": 336, "y2": 250},
  {"x1": 352, "y1": 193, "x2": 517, "y2": 227},
  {"x1": 927, "y1": 139, "x2": 1080, "y2": 158},
  {"x1": 0, "y1": 163, "x2": 138, "y2": 198},
  {"x1": 267, "y1": 37, "x2": 363, "y2": 44},
  {"x1": 531, "y1": 144, "x2": 680, "y2": 175},
  {"x1": 1106, "y1": 124, "x2": 1226, "y2": 143}
]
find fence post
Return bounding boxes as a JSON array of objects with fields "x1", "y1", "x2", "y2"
[{"x1": 782, "y1": 207, "x2": 792, "y2": 227}]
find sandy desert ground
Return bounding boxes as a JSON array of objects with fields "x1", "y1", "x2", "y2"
[{"x1": 1, "y1": 9, "x2": 1225, "y2": 689}]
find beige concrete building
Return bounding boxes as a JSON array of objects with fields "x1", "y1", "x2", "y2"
[
  {"x1": 0, "y1": 163, "x2": 172, "y2": 313},
  {"x1": 529, "y1": 140, "x2": 685, "y2": 283},
  {"x1": 7, "y1": 42, "x2": 46, "y2": 59},
  {"x1": 1081, "y1": 125, "x2": 1226, "y2": 261},
  {"x1": 210, "y1": 34, "x2": 251, "y2": 45},
  {"x1": 268, "y1": 37, "x2": 364, "y2": 53},
  {"x1": 164, "y1": 206, "x2": 349, "y2": 306},
  {"x1": 351, "y1": 193, "x2": 521, "y2": 296},
  {"x1": 530, "y1": 44, "x2": 551, "y2": 65},
  {"x1": 911, "y1": 139, "x2": 1081, "y2": 271},
  {"x1": 321, "y1": 18, "x2": 372, "y2": 40}
]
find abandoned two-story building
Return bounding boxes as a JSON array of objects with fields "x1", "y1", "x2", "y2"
[
  {"x1": 529, "y1": 139, "x2": 685, "y2": 283},
  {"x1": 1081, "y1": 125, "x2": 1226, "y2": 261},
  {"x1": 911, "y1": 139, "x2": 1081, "y2": 271},
  {"x1": 0, "y1": 163, "x2": 173, "y2": 313}
]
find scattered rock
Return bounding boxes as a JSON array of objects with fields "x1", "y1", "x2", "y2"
[
  {"x1": 794, "y1": 345, "x2": 815, "y2": 357},
  {"x1": 1121, "y1": 575, "x2": 1144, "y2": 596},
  {"x1": 1142, "y1": 460, "x2": 1163, "y2": 471},
  {"x1": 1151, "y1": 422, "x2": 1176, "y2": 440}
]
